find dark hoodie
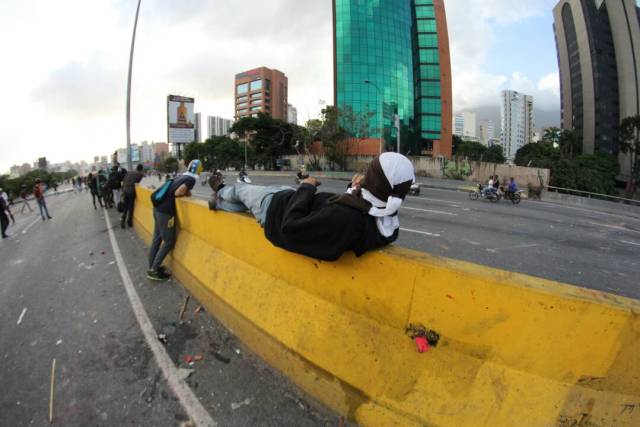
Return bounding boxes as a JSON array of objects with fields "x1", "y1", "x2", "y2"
[{"x1": 263, "y1": 183, "x2": 396, "y2": 261}]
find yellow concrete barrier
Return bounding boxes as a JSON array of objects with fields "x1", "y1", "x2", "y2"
[{"x1": 134, "y1": 186, "x2": 640, "y2": 426}]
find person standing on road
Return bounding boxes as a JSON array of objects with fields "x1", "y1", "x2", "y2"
[
  {"x1": 0, "y1": 187, "x2": 15, "y2": 224},
  {"x1": 109, "y1": 166, "x2": 125, "y2": 208},
  {"x1": 87, "y1": 173, "x2": 103, "y2": 209},
  {"x1": 121, "y1": 164, "x2": 144, "y2": 229},
  {"x1": 147, "y1": 159, "x2": 201, "y2": 281},
  {"x1": 0, "y1": 195, "x2": 9, "y2": 238},
  {"x1": 19, "y1": 186, "x2": 33, "y2": 214},
  {"x1": 33, "y1": 179, "x2": 52, "y2": 221}
]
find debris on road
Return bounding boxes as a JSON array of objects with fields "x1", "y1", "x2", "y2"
[
  {"x1": 49, "y1": 358, "x2": 56, "y2": 424},
  {"x1": 231, "y1": 397, "x2": 252, "y2": 410},
  {"x1": 157, "y1": 334, "x2": 167, "y2": 344},
  {"x1": 16, "y1": 308, "x2": 27, "y2": 325},
  {"x1": 108, "y1": 261, "x2": 115, "y2": 266},
  {"x1": 405, "y1": 324, "x2": 440, "y2": 353},
  {"x1": 194, "y1": 305, "x2": 203, "y2": 314},
  {"x1": 55, "y1": 339, "x2": 62, "y2": 346},
  {"x1": 178, "y1": 295, "x2": 191, "y2": 324},
  {"x1": 177, "y1": 368, "x2": 194, "y2": 381}
]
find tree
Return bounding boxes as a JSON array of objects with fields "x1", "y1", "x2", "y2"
[
  {"x1": 484, "y1": 145, "x2": 506, "y2": 164},
  {"x1": 619, "y1": 115, "x2": 640, "y2": 194},
  {"x1": 230, "y1": 113, "x2": 296, "y2": 169},
  {"x1": 161, "y1": 157, "x2": 179, "y2": 174},
  {"x1": 317, "y1": 106, "x2": 349, "y2": 170}
]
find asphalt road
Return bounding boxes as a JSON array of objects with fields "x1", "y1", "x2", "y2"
[
  {"x1": 159, "y1": 173, "x2": 640, "y2": 300},
  {"x1": 0, "y1": 190, "x2": 342, "y2": 426}
]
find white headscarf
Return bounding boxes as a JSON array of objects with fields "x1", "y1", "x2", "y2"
[{"x1": 359, "y1": 153, "x2": 415, "y2": 237}]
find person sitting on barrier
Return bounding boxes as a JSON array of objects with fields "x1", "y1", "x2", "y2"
[{"x1": 207, "y1": 152, "x2": 415, "y2": 261}]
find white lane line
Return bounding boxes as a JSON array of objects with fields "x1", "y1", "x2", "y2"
[
  {"x1": 401, "y1": 227, "x2": 441, "y2": 237},
  {"x1": 418, "y1": 197, "x2": 462, "y2": 207},
  {"x1": 21, "y1": 217, "x2": 41, "y2": 235},
  {"x1": 620, "y1": 240, "x2": 640, "y2": 247},
  {"x1": 17, "y1": 308, "x2": 27, "y2": 325},
  {"x1": 486, "y1": 243, "x2": 539, "y2": 253},
  {"x1": 402, "y1": 206, "x2": 457, "y2": 216},
  {"x1": 104, "y1": 212, "x2": 216, "y2": 427}
]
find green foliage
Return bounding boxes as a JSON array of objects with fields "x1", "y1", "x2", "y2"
[
  {"x1": 515, "y1": 128, "x2": 619, "y2": 195},
  {"x1": 0, "y1": 169, "x2": 78, "y2": 201},
  {"x1": 619, "y1": 116, "x2": 640, "y2": 191},
  {"x1": 230, "y1": 113, "x2": 297, "y2": 169},
  {"x1": 161, "y1": 157, "x2": 179, "y2": 174},
  {"x1": 453, "y1": 139, "x2": 506, "y2": 164},
  {"x1": 184, "y1": 137, "x2": 247, "y2": 171}
]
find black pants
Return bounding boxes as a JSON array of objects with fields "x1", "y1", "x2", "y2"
[
  {"x1": 121, "y1": 192, "x2": 136, "y2": 226},
  {"x1": 91, "y1": 191, "x2": 103, "y2": 209},
  {"x1": 1, "y1": 211, "x2": 8, "y2": 237}
]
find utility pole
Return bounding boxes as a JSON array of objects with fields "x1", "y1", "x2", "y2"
[{"x1": 126, "y1": 0, "x2": 142, "y2": 171}]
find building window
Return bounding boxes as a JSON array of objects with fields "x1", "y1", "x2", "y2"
[
  {"x1": 237, "y1": 102, "x2": 248, "y2": 108},
  {"x1": 237, "y1": 83, "x2": 249, "y2": 94},
  {"x1": 250, "y1": 79, "x2": 263, "y2": 91},
  {"x1": 418, "y1": 34, "x2": 438, "y2": 48},
  {"x1": 238, "y1": 108, "x2": 249, "y2": 113},
  {"x1": 237, "y1": 95, "x2": 248, "y2": 102},
  {"x1": 420, "y1": 81, "x2": 441, "y2": 97},
  {"x1": 251, "y1": 106, "x2": 262, "y2": 111},
  {"x1": 416, "y1": 19, "x2": 436, "y2": 33},
  {"x1": 265, "y1": 79, "x2": 271, "y2": 91},
  {"x1": 419, "y1": 49, "x2": 439, "y2": 63},
  {"x1": 251, "y1": 99, "x2": 262, "y2": 105},
  {"x1": 251, "y1": 92, "x2": 262, "y2": 99},
  {"x1": 420, "y1": 98, "x2": 441, "y2": 114},
  {"x1": 415, "y1": 5, "x2": 435, "y2": 18},
  {"x1": 419, "y1": 64, "x2": 440, "y2": 80}
]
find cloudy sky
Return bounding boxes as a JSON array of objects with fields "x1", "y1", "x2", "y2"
[{"x1": 0, "y1": 0, "x2": 561, "y2": 174}]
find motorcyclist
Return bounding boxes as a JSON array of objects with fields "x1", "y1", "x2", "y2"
[{"x1": 507, "y1": 177, "x2": 518, "y2": 199}]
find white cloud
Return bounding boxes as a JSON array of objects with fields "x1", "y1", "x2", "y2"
[
  {"x1": 0, "y1": 0, "x2": 559, "y2": 173},
  {"x1": 447, "y1": 0, "x2": 560, "y2": 111}
]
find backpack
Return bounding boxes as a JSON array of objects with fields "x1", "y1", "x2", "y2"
[{"x1": 150, "y1": 179, "x2": 174, "y2": 208}]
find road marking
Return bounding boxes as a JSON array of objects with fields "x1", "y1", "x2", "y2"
[
  {"x1": 104, "y1": 211, "x2": 216, "y2": 427},
  {"x1": 21, "y1": 217, "x2": 41, "y2": 235},
  {"x1": 418, "y1": 197, "x2": 462, "y2": 207},
  {"x1": 588, "y1": 221, "x2": 640, "y2": 234},
  {"x1": 402, "y1": 206, "x2": 457, "y2": 216},
  {"x1": 401, "y1": 227, "x2": 441, "y2": 237},
  {"x1": 17, "y1": 308, "x2": 27, "y2": 325},
  {"x1": 620, "y1": 240, "x2": 640, "y2": 247},
  {"x1": 486, "y1": 243, "x2": 539, "y2": 253}
]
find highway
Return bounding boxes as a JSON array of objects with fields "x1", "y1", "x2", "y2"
[{"x1": 156, "y1": 173, "x2": 640, "y2": 300}]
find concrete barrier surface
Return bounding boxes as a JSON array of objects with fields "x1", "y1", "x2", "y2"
[{"x1": 134, "y1": 186, "x2": 639, "y2": 426}]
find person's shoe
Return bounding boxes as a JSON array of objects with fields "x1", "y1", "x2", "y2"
[
  {"x1": 120, "y1": 219, "x2": 126, "y2": 229},
  {"x1": 208, "y1": 172, "x2": 225, "y2": 192},
  {"x1": 127, "y1": 222, "x2": 133, "y2": 228},
  {"x1": 157, "y1": 265, "x2": 172, "y2": 277},
  {"x1": 146, "y1": 269, "x2": 170, "y2": 281},
  {"x1": 2, "y1": 234, "x2": 8, "y2": 239},
  {"x1": 47, "y1": 216, "x2": 52, "y2": 220}
]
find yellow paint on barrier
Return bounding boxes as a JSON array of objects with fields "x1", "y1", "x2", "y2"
[{"x1": 134, "y1": 186, "x2": 640, "y2": 426}]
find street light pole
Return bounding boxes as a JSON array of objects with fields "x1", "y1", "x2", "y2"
[
  {"x1": 364, "y1": 80, "x2": 384, "y2": 154},
  {"x1": 126, "y1": 0, "x2": 142, "y2": 171}
]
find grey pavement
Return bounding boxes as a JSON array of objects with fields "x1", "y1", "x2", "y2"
[
  {"x1": 154, "y1": 173, "x2": 640, "y2": 300},
  {"x1": 0, "y1": 190, "x2": 342, "y2": 426}
]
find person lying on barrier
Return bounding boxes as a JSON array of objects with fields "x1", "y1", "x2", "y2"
[{"x1": 207, "y1": 152, "x2": 415, "y2": 261}]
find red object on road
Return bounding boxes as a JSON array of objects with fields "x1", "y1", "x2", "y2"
[
  {"x1": 183, "y1": 355, "x2": 193, "y2": 363},
  {"x1": 415, "y1": 336, "x2": 430, "y2": 353}
]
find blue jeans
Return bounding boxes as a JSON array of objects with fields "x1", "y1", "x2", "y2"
[
  {"x1": 216, "y1": 183, "x2": 292, "y2": 226},
  {"x1": 37, "y1": 198, "x2": 50, "y2": 219}
]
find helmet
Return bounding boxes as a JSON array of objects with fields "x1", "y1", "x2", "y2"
[{"x1": 187, "y1": 159, "x2": 203, "y2": 176}]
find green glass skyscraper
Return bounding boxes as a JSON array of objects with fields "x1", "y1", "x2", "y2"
[{"x1": 333, "y1": 0, "x2": 452, "y2": 157}]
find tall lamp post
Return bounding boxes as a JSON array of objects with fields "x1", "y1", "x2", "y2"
[
  {"x1": 126, "y1": 0, "x2": 142, "y2": 171},
  {"x1": 364, "y1": 80, "x2": 384, "y2": 154}
]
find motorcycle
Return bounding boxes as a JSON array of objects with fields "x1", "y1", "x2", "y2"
[
  {"x1": 469, "y1": 184, "x2": 501, "y2": 203},
  {"x1": 502, "y1": 189, "x2": 523, "y2": 205},
  {"x1": 237, "y1": 170, "x2": 252, "y2": 184}
]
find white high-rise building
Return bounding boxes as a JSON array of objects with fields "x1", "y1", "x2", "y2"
[
  {"x1": 287, "y1": 104, "x2": 298, "y2": 125},
  {"x1": 479, "y1": 120, "x2": 495, "y2": 146},
  {"x1": 207, "y1": 116, "x2": 233, "y2": 138},
  {"x1": 500, "y1": 90, "x2": 534, "y2": 161},
  {"x1": 453, "y1": 112, "x2": 477, "y2": 139}
]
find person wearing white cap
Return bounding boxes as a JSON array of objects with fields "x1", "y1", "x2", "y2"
[{"x1": 208, "y1": 152, "x2": 415, "y2": 261}]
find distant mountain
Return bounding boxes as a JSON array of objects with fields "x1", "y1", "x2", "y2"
[{"x1": 457, "y1": 105, "x2": 561, "y2": 134}]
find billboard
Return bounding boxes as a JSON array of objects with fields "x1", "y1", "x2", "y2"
[{"x1": 167, "y1": 95, "x2": 195, "y2": 144}]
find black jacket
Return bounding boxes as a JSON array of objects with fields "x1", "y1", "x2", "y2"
[{"x1": 264, "y1": 183, "x2": 397, "y2": 261}]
